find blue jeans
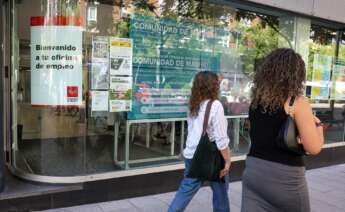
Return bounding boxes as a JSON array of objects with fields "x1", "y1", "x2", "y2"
[{"x1": 168, "y1": 159, "x2": 230, "y2": 212}]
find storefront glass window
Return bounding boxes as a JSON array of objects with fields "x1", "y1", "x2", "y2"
[
  {"x1": 307, "y1": 24, "x2": 345, "y2": 143},
  {"x1": 11, "y1": 0, "x2": 330, "y2": 178}
]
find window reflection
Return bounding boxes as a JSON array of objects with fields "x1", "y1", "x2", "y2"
[
  {"x1": 12, "y1": 0, "x2": 345, "y2": 177},
  {"x1": 307, "y1": 24, "x2": 345, "y2": 143}
]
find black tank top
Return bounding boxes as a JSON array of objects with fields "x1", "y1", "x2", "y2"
[{"x1": 248, "y1": 104, "x2": 304, "y2": 167}]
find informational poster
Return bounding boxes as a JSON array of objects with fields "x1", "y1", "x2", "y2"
[
  {"x1": 109, "y1": 38, "x2": 133, "y2": 76},
  {"x1": 331, "y1": 58, "x2": 345, "y2": 100},
  {"x1": 128, "y1": 15, "x2": 222, "y2": 120},
  {"x1": 30, "y1": 16, "x2": 83, "y2": 106},
  {"x1": 92, "y1": 36, "x2": 109, "y2": 61},
  {"x1": 91, "y1": 36, "x2": 109, "y2": 90},
  {"x1": 311, "y1": 54, "x2": 332, "y2": 100},
  {"x1": 91, "y1": 90, "x2": 109, "y2": 112},
  {"x1": 109, "y1": 38, "x2": 133, "y2": 112},
  {"x1": 91, "y1": 62, "x2": 109, "y2": 90}
]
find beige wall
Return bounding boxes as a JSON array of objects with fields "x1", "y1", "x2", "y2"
[{"x1": 246, "y1": 0, "x2": 345, "y2": 24}]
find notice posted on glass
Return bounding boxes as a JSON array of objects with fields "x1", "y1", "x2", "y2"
[
  {"x1": 30, "y1": 21, "x2": 82, "y2": 106},
  {"x1": 109, "y1": 38, "x2": 132, "y2": 76},
  {"x1": 91, "y1": 36, "x2": 109, "y2": 90},
  {"x1": 91, "y1": 90, "x2": 109, "y2": 112},
  {"x1": 331, "y1": 59, "x2": 345, "y2": 100},
  {"x1": 109, "y1": 37, "x2": 133, "y2": 112}
]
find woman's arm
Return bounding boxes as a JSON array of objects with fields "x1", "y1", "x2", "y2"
[
  {"x1": 293, "y1": 96, "x2": 324, "y2": 155},
  {"x1": 211, "y1": 101, "x2": 231, "y2": 178},
  {"x1": 220, "y1": 147, "x2": 231, "y2": 178}
]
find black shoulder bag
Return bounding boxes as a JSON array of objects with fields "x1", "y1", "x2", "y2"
[
  {"x1": 187, "y1": 100, "x2": 225, "y2": 182},
  {"x1": 276, "y1": 96, "x2": 306, "y2": 155}
]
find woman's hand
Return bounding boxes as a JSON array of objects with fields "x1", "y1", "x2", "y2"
[
  {"x1": 313, "y1": 115, "x2": 321, "y2": 125},
  {"x1": 219, "y1": 159, "x2": 231, "y2": 178},
  {"x1": 313, "y1": 115, "x2": 324, "y2": 137}
]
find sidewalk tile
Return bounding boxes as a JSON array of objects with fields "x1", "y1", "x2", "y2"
[
  {"x1": 99, "y1": 200, "x2": 139, "y2": 212},
  {"x1": 128, "y1": 196, "x2": 168, "y2": 212},
  {"x1": 151, "y1": 192, "x2": 175, "y2": 205}
]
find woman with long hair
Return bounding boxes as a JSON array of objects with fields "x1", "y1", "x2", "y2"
[
  {"x1": 241, "y1": 48, "x2": 324, "y2": 212},
  {"x1": 168, "y1": 71, "x2": 231, "y2": 212}
]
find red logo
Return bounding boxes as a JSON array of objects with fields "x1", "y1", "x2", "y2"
[{"x1": 67, "y1": 86, "x2": 78, "y2": 97}]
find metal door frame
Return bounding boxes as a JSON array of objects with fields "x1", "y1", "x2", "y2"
[
  {"x1": 0, "y1": 0, "x2": 11, "y2": 191},
  {"x1": 1, "y1": 0, "x2": 13, "y2": 170}
]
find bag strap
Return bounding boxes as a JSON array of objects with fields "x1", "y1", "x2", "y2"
[
  {"x1": 288, "y1": 96, "x2": 296, "y2": 118},
  {"x1": 202, "y1": 100, "x2": 214, "y2": 135}
]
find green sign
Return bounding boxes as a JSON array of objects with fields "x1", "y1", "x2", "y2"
[{"x1": 128, "y1": 15, "x2": 225, "y2": 120}]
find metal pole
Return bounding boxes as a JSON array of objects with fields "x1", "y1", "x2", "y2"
[
  {"x1": 0, "y1": 0, "x2": 6, "y2": 192},
  {"x1": 331, "y1": 31, "x2": 342, "y2": 112},
  {"x1": 233, "y1": 118, "x2": 240, "y2": 152},
  {"x1": 125, "y1": 121, "x2": 130, "y2": 169},
  {"x1": 180, "y1": 121, "x2": 185, "y2": 157},
  {"x1": 114, "y1": 120, "x2": 119, "y2": 162},
  {"x1": 146, "y1": 123, "x2": 150, "y2": 148},
  {"x1": 170, "y1": 121, "x2": 175, "y2": 156}
]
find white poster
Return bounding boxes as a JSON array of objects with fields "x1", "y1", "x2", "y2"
[
  {"x1": 109, "y1": 38, "x2": 133, "y2": 75},
  {"x1": 109, "y1": 37, "x2": 133, "y2": 112},
  {"x1": 92, "y1": 36, "x2": 109, "y2": 61},
  {"x1": 91, "y1": 91, "x2": 109, "y2": 112},
  {"x1": 91, "y1": 36, "x2": 109, "y2": 90},
  {"x1": 91, "y1": 62, "x2": 109, "y2": 90},
  {"x1": 30, "y1": 18, "x2": 82, "y2": 106}
]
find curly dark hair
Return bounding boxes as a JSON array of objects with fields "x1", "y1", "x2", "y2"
[
  {"x1": 251, "y1": 48, "x2": 306, "y2": 112},
  {"x1": 189, "y1": 71, "x2": 220, "y2": 117}
]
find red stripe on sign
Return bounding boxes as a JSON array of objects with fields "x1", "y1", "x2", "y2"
[
  {"x1": 32, "y1": 105, "x2": 81, "y2": 109},
  {"x1": 30, "y1": 16, "x2": 82, "y2": 26}
]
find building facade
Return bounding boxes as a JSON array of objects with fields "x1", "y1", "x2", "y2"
[{"x1": 1, "y1": 0, "x2": 345, "y2": 210}]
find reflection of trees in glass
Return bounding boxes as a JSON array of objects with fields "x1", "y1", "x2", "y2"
[
  {"x1": 133, "y1": 0, "x2": 160, "y2": 16},
  {"x1": 235, "y1": 17, "x2": 280, "y2": 77},
  {"x1": 307, "y1": 25, "x2": 337, "y2": 81},
  {"x1": 230, "y1": 12, "x2": 288, "y2": 77},
  {"x1": 111, "y1": 1, "x2": 292, "y2": 79},
  {"x1": 307, "y1": 43, "x2": 335, "y2": 81},
  {"x1": 160, "y1": 2, "x2": 293, "y2": 78},
  {"x1": 339, "y1": 33, "x2": 345, "y2": 59}
]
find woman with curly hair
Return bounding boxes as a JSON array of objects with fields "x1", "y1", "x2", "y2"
[
  {"x1": 241, "y1": 48, "x2": 324, "y2": 212},
  {"x1": 168, "y1": 71, "x2": 231, "y2": 212}
]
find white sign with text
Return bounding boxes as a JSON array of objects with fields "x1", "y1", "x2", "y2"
[{"x1": 31, "y1": 25, "x2": 83, "y2": 107}]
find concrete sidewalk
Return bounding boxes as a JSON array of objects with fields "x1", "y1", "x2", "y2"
[{"x1": 41, "y1": 164, "x2": 345, "y2": 212}]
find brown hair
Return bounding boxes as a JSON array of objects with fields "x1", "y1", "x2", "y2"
[
  {"x1": 189, "y1": 71, "x2": 220, "y2": 117},
  {"x1": 251, "y1": 48, "x2": 306, "y2": 112}
]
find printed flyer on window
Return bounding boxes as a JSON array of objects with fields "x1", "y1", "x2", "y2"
[
  {"x1": 331, "y1": 58, "x2": 345, "y2": 100},
  {"x1": 30, "y1": 16, "x2": 83, "y2": 107},
  {"x1": 310, "y1": 54, "x2": 332, "y2": 100},
  {"x1": 109, "y1": 37, "x2": 133, "y2": 112},
  {"x1": 91, "y1": 36, "x2": 109, "y2": 90}
]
